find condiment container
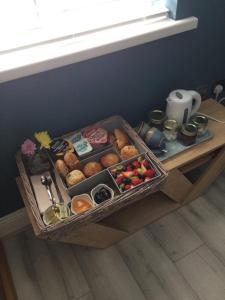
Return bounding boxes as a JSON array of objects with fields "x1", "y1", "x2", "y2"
[
  {"x1": 148, "y1": 110, "x2": 166, "y2": 129},
  {"x1": 43, "y1": 203, "x2": 70, "y2": 225},
  {"x1": 145, "y1": 127, "x2": 166, "y2": 150},
  {"x1": 71, "y1": 194, "x2": 94, "y2": 215},
  {"x1": 163, "y1": 119, "x2": 178, "y2": 141},
  {"x1": 190, "y1": 115, "x2": 208, "y2": 136},
  {"x1": 91, "y1": 184, "x2": 114, "y2": 205},
  {"x1": 135, "y1": 122, "x2": 150, "y2": 139},
  {"x1": 178, "y1": 123, "x2": 198, "y2": 146}
]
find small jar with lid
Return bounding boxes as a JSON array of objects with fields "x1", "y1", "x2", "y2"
[
  {"x1": 148, "y1": 110, "x2": 166, "y2": 130},
  {"x1": 163, "y1": 119, "x2": 178, "y2": 141},
  {"x1": 190, "y1": 115, "x2": 208, "y2": 136},
  {"x1": 135, "y1": 121, "x2": 150, "y2": 139},
  {"x1": 178, "y1": 123, "x2": 198, "y2": 146}
]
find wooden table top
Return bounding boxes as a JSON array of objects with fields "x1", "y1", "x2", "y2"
[{"x1": 163, "y1": 99, "x2": 225, "y2": 172}]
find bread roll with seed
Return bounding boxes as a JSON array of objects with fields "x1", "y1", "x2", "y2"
[
  {"x1": 114, "y1": 128, "x2": 129, "y2": 150},
  {"x1": 55, "y1": 159, "x2": 69, "y2": 178}
]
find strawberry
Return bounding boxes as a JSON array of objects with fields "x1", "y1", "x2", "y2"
[
  {"x1": 144, "y1": 169, "x2": 155, "y2": 178},
  {"x1": 122, "y1": 171, "x2": 134, "y2": 178},
  {"x1": 132, "y1": 160, "x2": 140, "y2": 168},
  {"x1": 124, "y1": 184, "x2": 132, "y2": 190},
  {"x1": 142, "y1": 159, "x2": 150, "y2": 168},
  {"x1": 131, "y1": 178, "x2": 143, "y2": 186},
  {"x1": 133, "y1": 170, "x2": 139, "y2": 176},
  {"x1": 126, "y1": 165, "x2": 133, "y2": 171},
  {"x1": 115, "y1": 177, "x2": 123, "y2": 185}
]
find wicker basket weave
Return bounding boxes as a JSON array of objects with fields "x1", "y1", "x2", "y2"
[{"x1": 16, "y1": 115, "x2": 168, "y2": 241}]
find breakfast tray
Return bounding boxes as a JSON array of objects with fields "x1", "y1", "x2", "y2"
[{"x1": 16, "y1": 115, "x2": 167, "y2": 242}]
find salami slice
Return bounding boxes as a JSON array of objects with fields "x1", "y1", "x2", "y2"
[{"x1": 83, "y1": 127, "x2": 108, "y2": 148}]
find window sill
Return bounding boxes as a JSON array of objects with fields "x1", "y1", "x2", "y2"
[{"x1": 0, "y1": 16, "x2": 198, "y2": 83}]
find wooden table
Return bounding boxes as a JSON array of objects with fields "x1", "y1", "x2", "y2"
[
  {"x1": 161, "y1": 99, "x2": 225, "y2": 204},
  {"x1": 17, "y1": 99, "x2": 225, "y2": 248}
]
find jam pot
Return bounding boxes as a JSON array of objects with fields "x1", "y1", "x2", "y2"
[
  {"x1": 163, "y1": 119, "x2": 178, "y2": 141},
  {"x1": 178, "y1": 123, "x2": 198, "y2": 146},
  {"x1": 148, "y1": 110, "x2": 167, "y2": 129},
  {"x1": 190, "y1": 115, "x2": 208, "y2": 136}
]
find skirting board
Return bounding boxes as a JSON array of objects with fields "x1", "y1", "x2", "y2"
[{"x1": 0, "y1": 208, "x2": 30, "y2": 239}]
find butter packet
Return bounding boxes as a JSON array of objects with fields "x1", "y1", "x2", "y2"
[{"x1": 74, "y1": 138, "x2": 93, "y2": 156}]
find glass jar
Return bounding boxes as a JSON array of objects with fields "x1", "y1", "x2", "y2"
[
  {"x1": 163, "y1": 119, "x2": 178, "y2": 141},
  {"x1": 148, "y1": 110, "x2": 166, "y2": 130},
  {"x1": 135, "y1": 121, "x2": 150, "y2": 139},
  {"x1": 190, "y1": 115, "x2": 208, "y2": 136},
  {"x1": 178, "y1": 123, "x2": 198, "y2": 146}
]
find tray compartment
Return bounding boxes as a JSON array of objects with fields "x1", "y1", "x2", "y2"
[
  {"x1": 65, "y1": 147, "x2": 121, "y2": 195},
  {"x1": 67, "y1": 169, "x2": 119, "y2": 198},
  {"x1": 108, "y1": 153, "x2": 161, "y2": 194}
]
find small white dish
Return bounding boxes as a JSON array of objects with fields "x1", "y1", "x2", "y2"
[
  {"x1": 70, "y1": 194, "x2": 94, "y2": 215},
  {"x1": 91, "y1": 184, "x2": 114, "y2": 205}
]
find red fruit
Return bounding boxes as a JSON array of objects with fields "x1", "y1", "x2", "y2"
[
  {"x1": 144, "y1": 169, "x2": 155, "y2": 178},
  {"x1": 115, "y1": 177, "x2": 123, "y2": 185},
  {"x1": 142, "y1": 159, "x2": 150, "y2": 168},
  {"x1": 124, "y1": 184, "x2": 132, "y2": 190},
  {"x1": 132, "y1": 160, "x2": 141, "y2": 168},
  {"x1": 131, "y1": 178, "x2": 143, "y2": 186},
  {"x1": 133, "y1": 170, "x2": 139, "y2": 176},
  {"x1": 127, "y1": 165, "x2": 133, "y2": 171},
  {"x1": 122, "y1": 171, "x2": 134, "y2": 178}
]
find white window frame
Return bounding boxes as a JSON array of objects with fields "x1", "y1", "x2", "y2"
[{"x1": 0, "y1": 0, "x2": 198, "y2": 83}]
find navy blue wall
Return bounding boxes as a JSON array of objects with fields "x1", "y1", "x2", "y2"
[{"x1": 1, "y1": 1, "x2": 225, "y2": 217}]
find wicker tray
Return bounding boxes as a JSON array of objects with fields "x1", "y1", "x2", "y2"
[{"x1": 16, "y1": 115, "x2": 167, "y2": 241}]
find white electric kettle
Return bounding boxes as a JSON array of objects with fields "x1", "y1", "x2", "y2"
[{"x1": 166, "y1": 89, "x2": 202, "y2": 125}]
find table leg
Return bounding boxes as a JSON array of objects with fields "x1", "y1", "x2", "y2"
[
  {"x1": 160, "y1": 169, "x2": 193, "y2": 203},
  {"x1": 0, "y1": 241, "x2": 17, "y2": 300},
  {"x1": 184, "y1": 146, "x2": 225, "y2": 203}
]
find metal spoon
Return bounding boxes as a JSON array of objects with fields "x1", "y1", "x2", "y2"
[
  {"x1": 41, "y1": 175, "x2": 59, "y2": 213},
  {"x1": 41, "y1": 175, "x2": 70, "y2": 225}
]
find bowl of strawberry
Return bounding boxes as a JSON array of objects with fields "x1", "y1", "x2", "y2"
[{"x1": 110, "y1": 156, "x2": 158, "y2": 193}]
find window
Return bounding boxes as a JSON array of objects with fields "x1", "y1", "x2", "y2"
[
  {"x1": 0, "y1": 0, "x2": 198, "y2": 82},
  {"x1": 0, "y1": 0, "x2": 167, "y2": 53}
]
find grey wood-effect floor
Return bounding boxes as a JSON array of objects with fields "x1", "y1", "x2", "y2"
[{"x1": 3, "y1": 172, "x2": 225, "y2": 300}]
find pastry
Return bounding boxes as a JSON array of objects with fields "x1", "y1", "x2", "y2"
[
  {"x1": 100, "y1": 153, "x2": 120, "y2": 168},
  {"x1": 120, "y1": 145, "x2": 139, "y2": 160},
  {"x1": 64, "y1": 152, "x2": 80, "y2": 170},
  {"x1": 66, "y1": 170, "x2": 86, "y2": 186},
  {"x1": 55, "y1": 159, "x2": 69, "y2": 178},
  {"x1": 108, "y1": 133, "x2": 117, "y2": 147},
  {"x1": 83, "y1": 161, "x2": 103, "y2": 177},
  {"x1": 114, "y1": 128, "x2": 129, "y2": 150},
  {"x1": 83, "y1": 127, "x2": 108, "y2": 148}
]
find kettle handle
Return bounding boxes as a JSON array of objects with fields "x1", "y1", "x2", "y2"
[{"x1": 189, "y1": 90, "x2": 202, "y2": 116}]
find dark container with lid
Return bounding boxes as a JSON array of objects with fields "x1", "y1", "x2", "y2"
[
  {"x1": 148, "y1": 110, "x2": 167, "y2": 130},
  {"x1": 190, "y1": 115, "x2": 208, "y2": 136},
  {"x1": 178, "y1": 123, "x2": 198, "y2": 146}
]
